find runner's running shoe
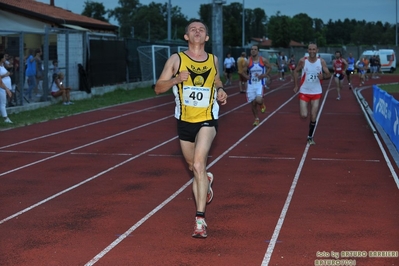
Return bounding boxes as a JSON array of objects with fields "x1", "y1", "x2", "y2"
[
  {"x1": 261, "y1": 104, "x2": 266, "y2": 113},
  {"x1": 206, "y1": 172, "x2": 214, "y2": 204},
  {"x1": 253, "y1": 118, "x2": 260, "y2": 126},
  {"x1": 192, "y1": 217, "x2": 207, "y2": 238},
  {"x1": 307, "y1": 137, "x2": 316, "y2": 145}
]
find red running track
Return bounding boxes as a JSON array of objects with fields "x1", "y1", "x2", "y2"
[{"x1": 0, "y1": 73, "x2": 398, "y2": 266}]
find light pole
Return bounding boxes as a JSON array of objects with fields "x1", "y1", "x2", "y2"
[
  {"x1": 167, "y1": 0, "x2": 171, "y2": 41},
  {"x1": 212, "y1": 0, "x2": 226, "y2": 75},
  {"x1": 242, "y1": 0, "x2": 245, "y2": 47},
  {"x1": 396, "y1": 0, "x2": 398, "y2": 46}
]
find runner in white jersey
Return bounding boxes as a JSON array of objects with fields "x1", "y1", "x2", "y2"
[
  {"x1": 244, "y1": 45, "x2": 272, "y2": 126},
  {"x1": 293, "y1": 43, "x2": 331, "y2": 145}
]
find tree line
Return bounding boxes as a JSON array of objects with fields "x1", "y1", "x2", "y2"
[{"x1": 82, "y1": 0, "x2": 396, "y2": 47}]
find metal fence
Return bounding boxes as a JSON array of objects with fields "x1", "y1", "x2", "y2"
[{"x1": 2, "y1": 26, "x2": 398, "y2": 108}]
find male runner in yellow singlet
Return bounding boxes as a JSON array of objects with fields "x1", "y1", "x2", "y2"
[{"x1": 155, "y1": 19, "x2": 227, "y2": 238}]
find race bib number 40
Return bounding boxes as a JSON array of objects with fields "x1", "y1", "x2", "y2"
[{"x1": 183, "y1": 86, "x2": 211, "y2": 107}]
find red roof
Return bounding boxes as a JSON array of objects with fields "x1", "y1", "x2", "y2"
[
  {"x1": 252, "y1": 37, "x2": 305, "y2": 48},
  {"x1": 0, "y1": 0, "x2": 118, "y2": 32}
]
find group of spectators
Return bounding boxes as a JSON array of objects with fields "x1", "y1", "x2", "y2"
[{"x1": 0, "y1": 48, "x2": 74, "y2": 124}]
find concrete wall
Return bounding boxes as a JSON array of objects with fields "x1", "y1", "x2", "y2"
[{"x1": 7, "y1": 80, "x2": 154, "y2": 114}]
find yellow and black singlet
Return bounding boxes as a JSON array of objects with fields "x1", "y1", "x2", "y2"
[{"x1": 173, "y1": 52, "x2": 219, "y2": 123}]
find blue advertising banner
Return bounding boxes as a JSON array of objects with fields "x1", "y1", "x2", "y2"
[{"x1": 373, "y1": 85, "x2": 399, "y2": 151}]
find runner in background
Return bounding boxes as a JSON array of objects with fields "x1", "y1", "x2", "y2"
[
  {"x1": 293, "y1": 43, "x2": 331, "y2": 145},
  {"x1": 245, "y1": 45, "x2": 272, "y2": 126},
  {"x1": 332, "y1": 51, "x2": 348, "y2": 100},
  {"x1": 346, "y1": 53, "x2": 355, "y2": 90},
  {"x1": 237, "y1": 52, "x2": 248, "y2": 93},
  {"x1": 288, "y1": 54, "x2": 296, "y2": 82}
]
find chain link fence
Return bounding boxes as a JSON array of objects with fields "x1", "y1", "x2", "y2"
[{"x1": 2, "y1": 27, "x2": 398, "y2": 109}]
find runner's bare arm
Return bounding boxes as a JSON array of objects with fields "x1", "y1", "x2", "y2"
[
  {"x1": 293, "y1": 58, "x2": 304, "y2": 92},
  {"x1": 263, "y1": 57, "x2": 272, "y2": 76},
  {"x1": 320, "y1": 58, "x2": 331, "y2": 80},
  {"x1": 343, "y1": 59, "x2": 349, "y2": 73},
  {"x1": 154, "y1": 54, "x2": 186, "y2": 94},
  {"x1": 215, "y1": 56, "x2": 227, "y2": 105}
]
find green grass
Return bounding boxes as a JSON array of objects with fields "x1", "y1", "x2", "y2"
[
  {"x1": 1, "y1": 86, "x2": 167, "y2": 129},
  {"x1": 379, "y1": 84, "x2": 399, "y2": 94}
]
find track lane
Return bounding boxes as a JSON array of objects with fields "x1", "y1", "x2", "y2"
[{"x1": 0, "y1": 75, "x2": 398, "y2": 265}]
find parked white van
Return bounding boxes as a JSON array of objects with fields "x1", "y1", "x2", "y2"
[
  {"x1": 378, "y1": 49, "x2": 396, "y2": 73},
  {"x1": 356, "y1": 49, "x2": 396, "y2": 73},
  {"x1": 304, "y1": 53, "x2": 335, "y2": 71}
]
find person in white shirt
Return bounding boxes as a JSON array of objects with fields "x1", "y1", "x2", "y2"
[
  {"x1": 223, "y1": 53, "x2": 235, "y2": 85},
  {"x1": 293, "y1": 43, "x2": 331, "y2": 145},
  {"x1": 0, "y1": 53, "x2": 13, "y2": 123},
  {"x1": 51, "y1": 72, "x2": 73, "y2": 105}
]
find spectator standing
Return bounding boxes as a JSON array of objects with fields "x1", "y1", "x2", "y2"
[
  {"x1": 223, "y1": 53, "x2": 235, "y2": 85},
  {"x1": 370, "y1": 55, "x2": 377, "y2": 79},
  {"x1": 51, "y1": 60, "x2": 60, "y2": 75},
  {"x1": 374, "y1": 55, "x2": 381, "y2": 78},
  {"x1": 3, "y1": 53, "x2": 16, "y2": 106},
  {"x1": 0, "y1": 53, "x2": 13, "y2": 123},
  {"x1": 25, "y1": 49, "x2": 36, "y2": 100},
  {"x1": 34, "y1": 48, "x2": 43, "y2": 97}
]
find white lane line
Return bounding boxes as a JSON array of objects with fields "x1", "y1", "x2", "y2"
[
  {"x1": 0, "y1": 150, "x2": 56, "y2": 154},
  {"x1": 84, "y1": 92, "x2": 299, "y2": 266},
  {"x1": 0, "y1": 116, "x2": 173, "y2": 177},
  {"x1": 0, "y1": 87, "x2": 287, "y2": 224},
  {"x1": 0, "y1": 101, "x2": 173, "y2": 150},
  {"x1": 85, "y1": 178, "x2": 193, "y2": 266},
  {"x1": 0, "y1": 85, "x2": 272, "y2": 151},
  {"x1": 70, "y1": 152, "x2": 134, "y2": 156},
  {"x1": 0, "y1": 137, "x2": 178, "y2": 225},
  {"x1": 261, "y1": 79, "x2": 334, "y2": 265},
  {"x1": 148, "y1": 154, "x2": 214, "y2": 158},
  {"x1": 355, "y1": 87, "x2": 399, "y2": 189},
  {"x1": 229, "y1": 156, "x2": 295, "y2": 160},
  {"x1": 148, "y1": 154, "x2": 183, "y2": 157},
  {"x1": 312, "y1": 157, "x2": 380, "y2": 162}
]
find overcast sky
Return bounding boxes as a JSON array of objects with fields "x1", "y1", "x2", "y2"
[{"x1": 39, "y1": 0, "x2": 398, "y2": 26}]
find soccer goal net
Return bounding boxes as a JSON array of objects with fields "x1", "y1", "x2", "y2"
[{"x1": 137, "y1": 45, "x2": 170, "y2": 84}]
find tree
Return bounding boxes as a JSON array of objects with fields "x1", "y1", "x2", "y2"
[
  {"x1": 291, "y1": 13, "x2": 314, "y2": 43},
  {"x1": 198, "y1": 3, "x2": 213, "y2": 31},
  {"x1": 133, "y1": 3, "x2": 167, "y2": 41},
  {"x1": 81, "y1": 0, "x2": 108, "y2": 22},
  {"x1": 268, "y1": 12, "x2": 291, "y2": 48},
  {"x1": 247, "y1": 8, "x2": 267, "y2": 42},
  {"x1": 108, "y1": 0, "x2": 141, "y2": 37},
  {"x1": 223, "y1": 2, "x2": 243, "y2": 46}
]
